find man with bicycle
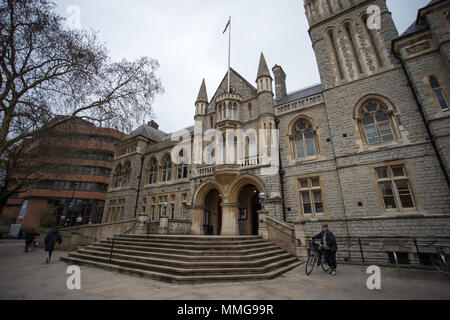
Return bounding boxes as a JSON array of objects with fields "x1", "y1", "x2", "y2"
[{"x1": 310, "y1": 223, "x2": 338, "y2": 276}]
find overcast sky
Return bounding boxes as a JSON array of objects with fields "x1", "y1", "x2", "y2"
[{"x1": 55, "y1": 0, "x2": 430, "y2": 134}]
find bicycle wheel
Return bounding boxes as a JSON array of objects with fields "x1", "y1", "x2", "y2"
[
  {"x1": 431, "y1": 254, "x2": 447, "y2": 275},
  {"x1": 305, "y1": 254, "x2": 316, "y2": 276}
]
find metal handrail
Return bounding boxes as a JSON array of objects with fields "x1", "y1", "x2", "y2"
[
  {"x1": 260, "y1": 219, "x2": 302, "y2": 246},
  {"x1": 305, "y1": 235, "x2": 450, "y2": 267},
  {"x1": 107, "y1": 221, "x2": 141, "y2": 261},
  {"x1": 59, "y1": 232, "x2": 98, "y2": 242}
]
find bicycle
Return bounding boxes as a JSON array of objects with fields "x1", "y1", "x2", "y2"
[
  {"x1": 427, "y1": 241, "x2": 449, "y2": 277},
  {"x1": 305, "y1": 239, "x2": 331, "y2": 275}
]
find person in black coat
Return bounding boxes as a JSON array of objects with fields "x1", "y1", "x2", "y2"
[
  {"x1": 44, "y1": 228, "x2": 62, "y2": 263},
  {"x1": 311, "y1": 223, "x2": 338, "y2": 276},
  {"x1": 24, "y1": 229, "x2": 37, "y2": 252}
]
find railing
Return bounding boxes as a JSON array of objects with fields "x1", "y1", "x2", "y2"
[
  {"x1": 197, "y1": 165, "x2": 216, "y2": 176},
  {"x1": 107, "y1": 221, "x2": 141, "y2": 261},
  {"x1": 238, "y1": 156, "x2": 263, "y2": 168},
  {"x1": 59, "y1": 231, "x2": 98, "y2": 243},
  {"x1": 260, "y1": 218, "x2": 302, "y2": 246},
  {"x1": 306, "y1": 235, "x2": 450, "y2": 268}
]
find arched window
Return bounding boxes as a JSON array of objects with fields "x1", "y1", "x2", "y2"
[
  {"x1": 223, "y1": 104, "x2": 226, "y2": 119},
  {"x1": 218, "y1": 105, "x2": 222, "y2": 120},
  {"x1": 429, "y1": 76, "x2": 449, "y2": 111},
  {"x1": 123, "y1": 162, "x2": 131, "y2": 186},
  {"x1": 161, "y1": 156, "x2": 172, "y2": 182},
  {"x1": 228, "y1": 103, "x2": 232, "y2": 118},
  {"x1": 148, "y1": 159, "x2": 158, "y2": 184},
  {"x1": 247, "y1": 132, "x2": 257, "y2": 158},
  {"x1": 343, "y1": 21, "x2": 363, "y2": 74},
  {"x1": 113, "y1": 164, "x2": 123, "y2": 188},
  {"x1": 359, "y1": 100, "x2": 395, "y2": 145},
  {"x1": 361, "y1": 13, "x2": 383, "y2": 67},
  {"x1": 327, "y1": 29, "x2": 344, "y2": 80},
  {"x1": 293, "y1": 120, "x2": 317, "y2": 159},
  {"x1": 177, "y1": 150, "x2": 188, "y2": 180},
  {"x1": 233, "y1": 103, "x2": 237, "y2": 119},
  {"x1": 248, "y1": 104, "x2": 253, "y2": 120},
  {"x1": 210, "y1": 116, "x2": 214, "y2": 128}
]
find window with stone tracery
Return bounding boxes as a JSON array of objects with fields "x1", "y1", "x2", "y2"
[
  {"x1": 292, "y1": 119, "x2": 318, "y2": 159},
  {"x1": 359, "y1": 100, "x2": 395, "y2": 145}
]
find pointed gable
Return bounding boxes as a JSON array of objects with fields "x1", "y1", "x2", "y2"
[{"x1": 207, "y1": 68, "x2": 257, "y2": 113}]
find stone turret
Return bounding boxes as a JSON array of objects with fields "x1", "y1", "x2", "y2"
[
  {"x1": 256, "y1": 53, "x2": 274, "y2": 116},
  {"x1": 195, "y1": 79, "x2": 208, "y2": 116}
]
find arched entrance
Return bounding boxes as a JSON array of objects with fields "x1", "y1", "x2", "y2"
[
  {"x1": 192, "y1": 175, "x2": 266, "y2": 236},
  {"x1": 237, "y1": 185, "x2": 261, "y2": 235},
  {"x1": 203, "y1": 189, "x2": 222, "y2": 235}
]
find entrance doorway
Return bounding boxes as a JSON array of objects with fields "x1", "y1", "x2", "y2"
[
  {"x1": 237, "y1": 184, "x2": 261, "y2": 236},
  {"x1": 203, "y1": 189, "x2": 222, "y2": 235}
]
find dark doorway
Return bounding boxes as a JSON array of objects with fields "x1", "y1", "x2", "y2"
[
  {"x1": 251, "y1": 193, "x2": 260, "y2": 236},
  {"x1": 237, "y1": 185, "x2": 261, "y2": 236},
  {"x1": 203, "y1": 189, "x2": 222, "y2": 235}
]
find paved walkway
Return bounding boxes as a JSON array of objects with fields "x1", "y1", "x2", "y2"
[{"x1": 0, "y1": 240, "x2": 449, "y2": 300}]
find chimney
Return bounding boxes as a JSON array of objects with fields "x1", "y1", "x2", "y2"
[
  {"x1": 272, "y1": 65, "x2": 287, "y2": 102},
  {"x1": 148, "y1": 120, "x2": 159, "y2": 130}
]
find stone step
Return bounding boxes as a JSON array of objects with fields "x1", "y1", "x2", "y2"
[
  {"x1": 120, "y1": 234, "x2": 261, "y2": 242},
  {"x1": 92, "y1": 242, "x2": 280, "y2": 256},
  {"x1": 61, "y1": 235, "x2": 301, "y2": 283},
  {"x1": 77, "y1": 248, "x2": 293, "y2": 268},
  {"x1": 81, "y1": 245, "x2": 286, "y2": 262},
  {"x1": 66, "y1": 252, "x2": 298, "y2": 276},
  {"x1": 99, "y1": 239, "x2": 272, "y2": 251},
  {"x1": 60, "y1": 255, "x2": 302, "y2": 284},
  {"x1": 111, "y1": 236, "x2": 267, "y2": 246}
]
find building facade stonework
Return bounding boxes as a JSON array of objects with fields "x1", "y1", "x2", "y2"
[{"x1": 104, "y1": 0, "x2": 450, "y2": 241}]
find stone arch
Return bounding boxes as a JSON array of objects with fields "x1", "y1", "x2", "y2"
[
  {"x1": 193, "y1": 179, "x2": 226, "y2": 207},
  {"x1": 353, "y1": 94, "x2": 397, "y2": 119},
  {"x1": 191, "y1": 179, "x2": 226, "y2": 235},
  {"x1": 354, "y1": 94, "x2": 400, "y2": 146},
  {"x1": 227, "y1": 173, "x2": 267, "y2": 204},
  {"x1": 287, "y1": 114, "x2": 319, "y2": 134},
  {"x1": 159, "y1": 151, "x2": 172, "y2": 166}
]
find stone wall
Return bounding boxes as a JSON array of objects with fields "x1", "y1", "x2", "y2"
[{"x1": 47, "y1": 219, "x2": 138, "y2": 251}]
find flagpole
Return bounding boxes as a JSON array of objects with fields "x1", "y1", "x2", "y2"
[{"x1": 227, "y1": 17, "x2": 231, "y2": 93}]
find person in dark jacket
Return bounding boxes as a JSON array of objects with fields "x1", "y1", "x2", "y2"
[
  {"x1": 24, "y1": 229, "x2": 37, "y2": 252},
  {"x1": 44, "y1": 228, "x2": 62, "y2": 263},
  {"x1": 311, "y1": 223, "x2": 338, "y2": 276}
]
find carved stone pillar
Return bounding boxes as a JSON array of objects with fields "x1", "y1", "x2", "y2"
[
  {"x1": 191, "y1": 206, "x2": 204, "y2": 235},
  {"x1": 258, "y1": 210, "x2": 269, "y2": 240},
  {"x1": 221, "y1": 202, "x2": 239, "y2": 236}
]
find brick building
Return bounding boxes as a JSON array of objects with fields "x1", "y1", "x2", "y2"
[
  {"x1": 104, "y1": 0, "x2": 450, "y2": 241},
  {"x1": 1, "y1": 119, "x2": 125, "y2": 231}
]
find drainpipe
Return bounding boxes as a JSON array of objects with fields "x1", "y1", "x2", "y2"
[
  {"x1": 274, "y1": 118, "x2": 287, "y2": 221},
  {"x1": 133, "y1": 155, "x2": 145, "y2": 219},
  {"x1": 392, "y1": 49, "x2": 450, "y2": 188}
]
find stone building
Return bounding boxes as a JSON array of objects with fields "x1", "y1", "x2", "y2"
[{"x1": 104, "y1": 0, "x2": 450, "y2": 243}]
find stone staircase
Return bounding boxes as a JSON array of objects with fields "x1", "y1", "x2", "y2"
[{"x1": 60, "y1": 234, "x2": 301, "y2": 283}]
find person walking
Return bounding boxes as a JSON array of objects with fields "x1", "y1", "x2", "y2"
[
  {"x1": 44, "y1": 228, "x2": 62, "y2": 263},
  {"x1": 24, "y1": 229, "x2": 37, "y2": 252}
]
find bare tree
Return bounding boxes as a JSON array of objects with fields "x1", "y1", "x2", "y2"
[{"x1": 0, "y1": 0, "x2": 163, "y2": 212}]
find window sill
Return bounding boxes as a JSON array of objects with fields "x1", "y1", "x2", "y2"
[
  {"x1": 144, "y1": 179, "x2": 190, "y2": 189},
  {"x1": 288, "y1": 156, "x2": 322, "y2": 166},
  {"x1": 359, "y1": 141, "x2": 401, "y2": 152}
]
